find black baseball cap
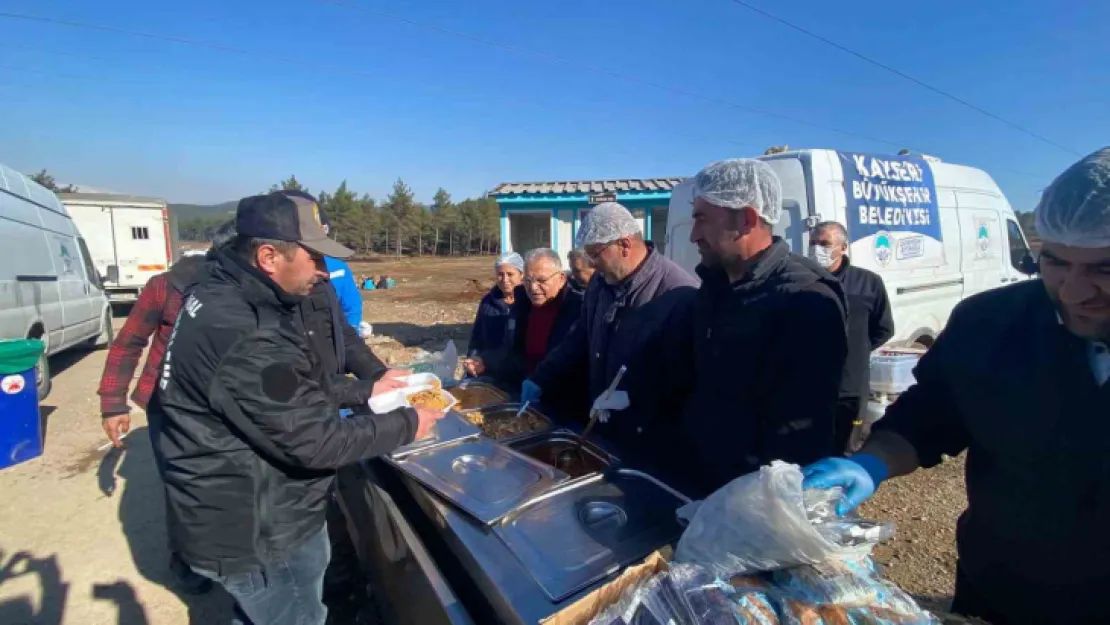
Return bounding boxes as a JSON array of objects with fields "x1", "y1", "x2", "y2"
[{"x1": 235, "y1": 190, "x2": 353, "y2": 259}]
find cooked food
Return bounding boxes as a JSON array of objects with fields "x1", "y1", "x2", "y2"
[
  {"x1": 407, "y1": 389, "x2": 451, "y2": 411},
  {"x1": 463, "y1": 409, "x2": 547, "y2": 440},
  {"x1": 451, "y1": 384, "x2": 508, "y2": 410}
]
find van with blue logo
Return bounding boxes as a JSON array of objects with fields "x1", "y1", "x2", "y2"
[
  {"x1": 666, "y1": 149, "x2": 1037, "y2": 348},
  {"x1": 0, "y1": 163, "x2": 114, "y2": 399}
]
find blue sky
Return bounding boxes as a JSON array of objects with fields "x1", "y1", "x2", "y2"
[{"x1": 0, "y1": 0, "x2": 1105, "y2": 207}]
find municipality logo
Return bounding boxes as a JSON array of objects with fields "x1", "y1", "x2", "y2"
[
  {"x1": 977, "y1": 224, "x2": 990, "y2": 256},
  {"x1": 874, "y1": 232, "x2": 893, "y2": 267}
]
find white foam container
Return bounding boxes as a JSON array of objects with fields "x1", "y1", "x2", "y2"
[{"x1": 369, "y1": 384, "x2": 458, "y2": 414}]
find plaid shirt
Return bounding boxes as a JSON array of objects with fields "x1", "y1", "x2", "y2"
[{"x1": 97, "y1": 273, "x2": 181, "y2": 415}]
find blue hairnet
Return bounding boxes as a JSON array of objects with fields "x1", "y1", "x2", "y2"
[
  {"x1": 693, "y1": 158, "x2": 783, "y2": 224},
  {"x1": 495, "y1": 252, "x2": 524, "y2": 273},
  {"x1": 1035, "y1": 147, "x2": 1110, "y2": 248},
  {"x1": 575, "y1": 202, "x2": 642, "y2": 247}
]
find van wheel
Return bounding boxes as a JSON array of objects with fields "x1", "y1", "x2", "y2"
[
  {"x1": 90, "y1": 309, "x2": 114, "y2": 349},
  {"x1": 36, "y1": 351, "x2": 52, "y2": 401}
]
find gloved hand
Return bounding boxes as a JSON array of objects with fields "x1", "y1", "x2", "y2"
[
  {"x1": 591, "y1": 390, "x2": 629, "y2": 423},
  {"x1": 521, "y1": 379, "x2": 542, "y2": 404},
  {"x1": 801, "y1": 454, "x2": 890, "y2": 515}
]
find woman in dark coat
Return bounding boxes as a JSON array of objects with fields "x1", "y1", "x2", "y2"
[{"x1": 465, "y1": 252, "x2": 524, "y2": 361}]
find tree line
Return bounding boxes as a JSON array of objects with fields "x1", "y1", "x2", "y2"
[{"x1": 179, "y1": 175, "x2": 501, "y2": 257}]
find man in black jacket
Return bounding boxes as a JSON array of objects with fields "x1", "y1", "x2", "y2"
[
  {"x1": 809, "y1": 221, "x2": 894, "y2": 452},
  {"x1": 680, "y1": 158, "x2": 848, "y2": 497},
  {"x1": 148, "y1": 192, "x2": 444, "y2": 625},
  {"x1": 802, "y1": 147, "x2": 1110, "y2": 624}
]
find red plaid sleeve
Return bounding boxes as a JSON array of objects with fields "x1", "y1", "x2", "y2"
[{"x1": 97, "y1": 274, "x2": 169, "y2": 416}]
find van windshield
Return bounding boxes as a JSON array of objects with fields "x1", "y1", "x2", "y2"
[{"x1": 758, "y1": 156, "x2": 811, "y2": 252}]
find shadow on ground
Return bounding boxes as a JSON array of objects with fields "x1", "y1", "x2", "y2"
[
  {"x1": 0, "y1": 549, "x2": 69, "y2": 625},
  {"x1": 99, "y1": 427, "x2": 234, "y2": 624}
]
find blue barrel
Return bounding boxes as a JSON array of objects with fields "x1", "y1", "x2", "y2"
[{"x1": 0, "y1": 339, "x2": 45, "y2": 470}]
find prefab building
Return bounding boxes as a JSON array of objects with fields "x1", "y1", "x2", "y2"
[{"x1": 490, "y1": 178, "x2": 683, "y2": 265}]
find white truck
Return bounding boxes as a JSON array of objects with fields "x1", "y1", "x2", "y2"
[{"x1": 58, "y1": 192, "x2": 178, "y2": 303}]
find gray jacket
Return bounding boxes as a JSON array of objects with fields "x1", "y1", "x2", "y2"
[{"x1": 531, "y1": 247, "x2": 699, "y2": 457}]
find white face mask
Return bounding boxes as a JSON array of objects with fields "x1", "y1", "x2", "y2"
[{"x1": 810, "y1": 245, "x2": 837, "y2": 268}]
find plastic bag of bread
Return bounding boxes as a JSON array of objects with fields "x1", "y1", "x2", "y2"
[
  {"x1": 771, "y1": 561, "x2": 879, "y2": 607},
  {"x1": 676, "y1": 462, "x2": 892, "y2": 578}
]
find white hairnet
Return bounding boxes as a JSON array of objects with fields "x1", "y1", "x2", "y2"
[
  {"x1": 495, "y1": 252, "x2": 524, "y2": 273},
  {"x1": 1035, "y1": 147, "x2": 1110, "y2": 248},
  {"x1": 575, "y1": 202, "x2": 642, "y2": 247},
  {"x1": 693, "y1": 158, "x2": 783, "y2": 224}
]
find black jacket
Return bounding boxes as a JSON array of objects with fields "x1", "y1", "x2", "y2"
[
  {"x1": 148, "y1": 249, "x2": 418, "y2": 575},
  {"x1": 873, "y1": 280, "x2": 1110, "y2": 625},
  {"x1": 531, "y1": 247, "x2": 699, "y2": 452},
  {"x1": 302, "y1": 277, "x2": 388, "y2": 385},
  {"x1": 467, "y1": 287, "x2": 514, "y2": 358},
  {"x1": 488, "y1": 283, "x2": 586, "y2": 413},
  {"x1": 832, "y1": 257, "x2": 894, "y2": 398},
  {"x1": 679, "y1": 239, "x2": 848, "y2": 497}
]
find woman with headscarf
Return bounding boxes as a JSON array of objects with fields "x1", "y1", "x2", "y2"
[{"x1": 465, "y1": 253, "x2": 524, "y2": 368}]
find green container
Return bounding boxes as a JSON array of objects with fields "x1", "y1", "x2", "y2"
[{"x1": 0, "y1": 339, "x2": 45, "y2": 375}]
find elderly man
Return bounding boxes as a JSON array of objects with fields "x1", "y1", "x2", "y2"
[
  {"x1": 803, "y1": 149, "x2": 1110, "y2": 625},
  {"x1": 679, "y1": 159, "x2": 847, "y2": 497},
  {"x1": 809, "y1": 221, "x2": 894, "y2": 452},
  {"x1": 148, "y1": 191, "x2": 445, "y2": 625},
  {"x1": 469, "y1": 249, "x2": 585, "y2": 411},
  {"x1": 567, "y1": 248, "x2": 597, "y2": 293},
  {"x1": 523, "y1": 203, "x2": 698, "y2": 458}
]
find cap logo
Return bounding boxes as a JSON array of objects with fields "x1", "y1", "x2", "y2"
[{"x1": 312, "y1": 203, "x2": 322, "y2": 227}]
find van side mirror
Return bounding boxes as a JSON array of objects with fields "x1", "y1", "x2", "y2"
[
  {"x1": 105, "y1": 265, "x2": 119, "y2": 284},
  {"x1": 1019, "y1": 253, "x2": 1038, "y2": 276}
]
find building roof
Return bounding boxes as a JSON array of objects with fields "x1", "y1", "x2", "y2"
[
  {"x1": 57, "y1": 192, "x2": 166, "y2": 205},
  {"x1": 491, "y1": 178, "x2": 685, "y2": 196}
]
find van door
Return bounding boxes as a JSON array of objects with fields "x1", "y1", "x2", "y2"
[
  {"x1": 50, "y1": 233, "x2": 98, "y2": 346},
  {"x1": 954, "y1": 194, "x2": 1006, "y2": 298}
]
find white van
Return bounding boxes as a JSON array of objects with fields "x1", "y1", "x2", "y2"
[
  {"x1": 0, "y1": 163, "x2": 114, "y2": 398},
  {"x1": 59, "y1": 192, "x2": 177, "y2": 303},
  {"x1": 666, "y1": 148, "x2": 1037, "y2": 348}
]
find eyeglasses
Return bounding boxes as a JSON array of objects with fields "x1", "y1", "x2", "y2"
[
  {"x1": 524, "y1": 271, "x2": 565, "y2": 288},
  {"x1": 584, "y1": 242, "x2": 616, "y2": 260}
]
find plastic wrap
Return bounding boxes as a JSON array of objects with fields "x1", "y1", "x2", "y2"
[
  {"x1": 804, "y1": 490, "x2": 896, "y2": 549},
  {"x1": 675, "y1": 462, "x2": 891, "y2": 578},
  {"x1": 668, "y1": 564, "x2": 738, "y2": 624},
  {"x1": 771, "y1": 561, "x2": 879, "y2": 608}
]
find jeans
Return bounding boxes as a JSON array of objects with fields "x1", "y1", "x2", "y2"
[{"x1": 192, "y1": 526, "x2": 331, "y2": 625}]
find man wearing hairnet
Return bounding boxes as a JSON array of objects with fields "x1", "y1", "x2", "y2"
[
  {"x1": 680, "y1": 158, "x2": 848, "y2": 497},
  {"x1": 523, "y1": 202, "x2": 698, "y2": 460},
  {"x1": 801, "y1": 148, "x2": 1110, "y2": 625}
]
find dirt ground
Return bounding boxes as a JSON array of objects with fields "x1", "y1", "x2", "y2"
[{"x1": 0, "y1": 255, "x2": 967, "y2": 624}]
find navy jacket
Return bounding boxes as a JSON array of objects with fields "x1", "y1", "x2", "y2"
[
  {"x1": 531, "y1": 247, "x2": 699, "y2": 454},
  {"x1": 874, "y1": 280, "x2": 1110, "y2": 625},
  {"x1": 467, "y1": 286, "x2": 514, "y2": 358},
  {"x1": 679, "y1": 239, "x2": 848, "y2": 497},
  {"x1": 832, "y1": 256, "x2": 894, "y2": 398}
]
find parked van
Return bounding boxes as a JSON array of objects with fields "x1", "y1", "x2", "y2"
[
  {"x1": 666, "y1": 149, "x2": 1037, "y2": 348},
  {"x1": 59, "y1": 192, "x2": 177, "y2": 303},
  {"x1": 0, "y1": 164, "x2": 113, "y2": 399}
]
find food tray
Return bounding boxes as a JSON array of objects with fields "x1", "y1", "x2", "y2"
[
  {"x1": 388, "y1": 411, "x2": 482, "y2": 459},
  {"x1": 458, "y1": 403, "x2": 553, "y2": 443},
  {"x1": 508, "y1": 430, "x2": 619, "y2": 479},
  {"x1": 450, "y1": 380, "x2": 510, "y2": 410},
  {"x1": 389, "y1": 437, "x2": 568, "y2": 525}
]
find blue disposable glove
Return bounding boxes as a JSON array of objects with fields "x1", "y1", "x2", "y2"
[
  {"x1": 521, "y1": 379, "x2": 543, "y2": 404},
  {"x1": 801, "y1": 454, "x2": 890, "y2": 515}
]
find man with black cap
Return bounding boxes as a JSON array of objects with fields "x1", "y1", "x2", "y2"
[{"x1": 148, "y1": 190, "x2": 446, "y2": 624}]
